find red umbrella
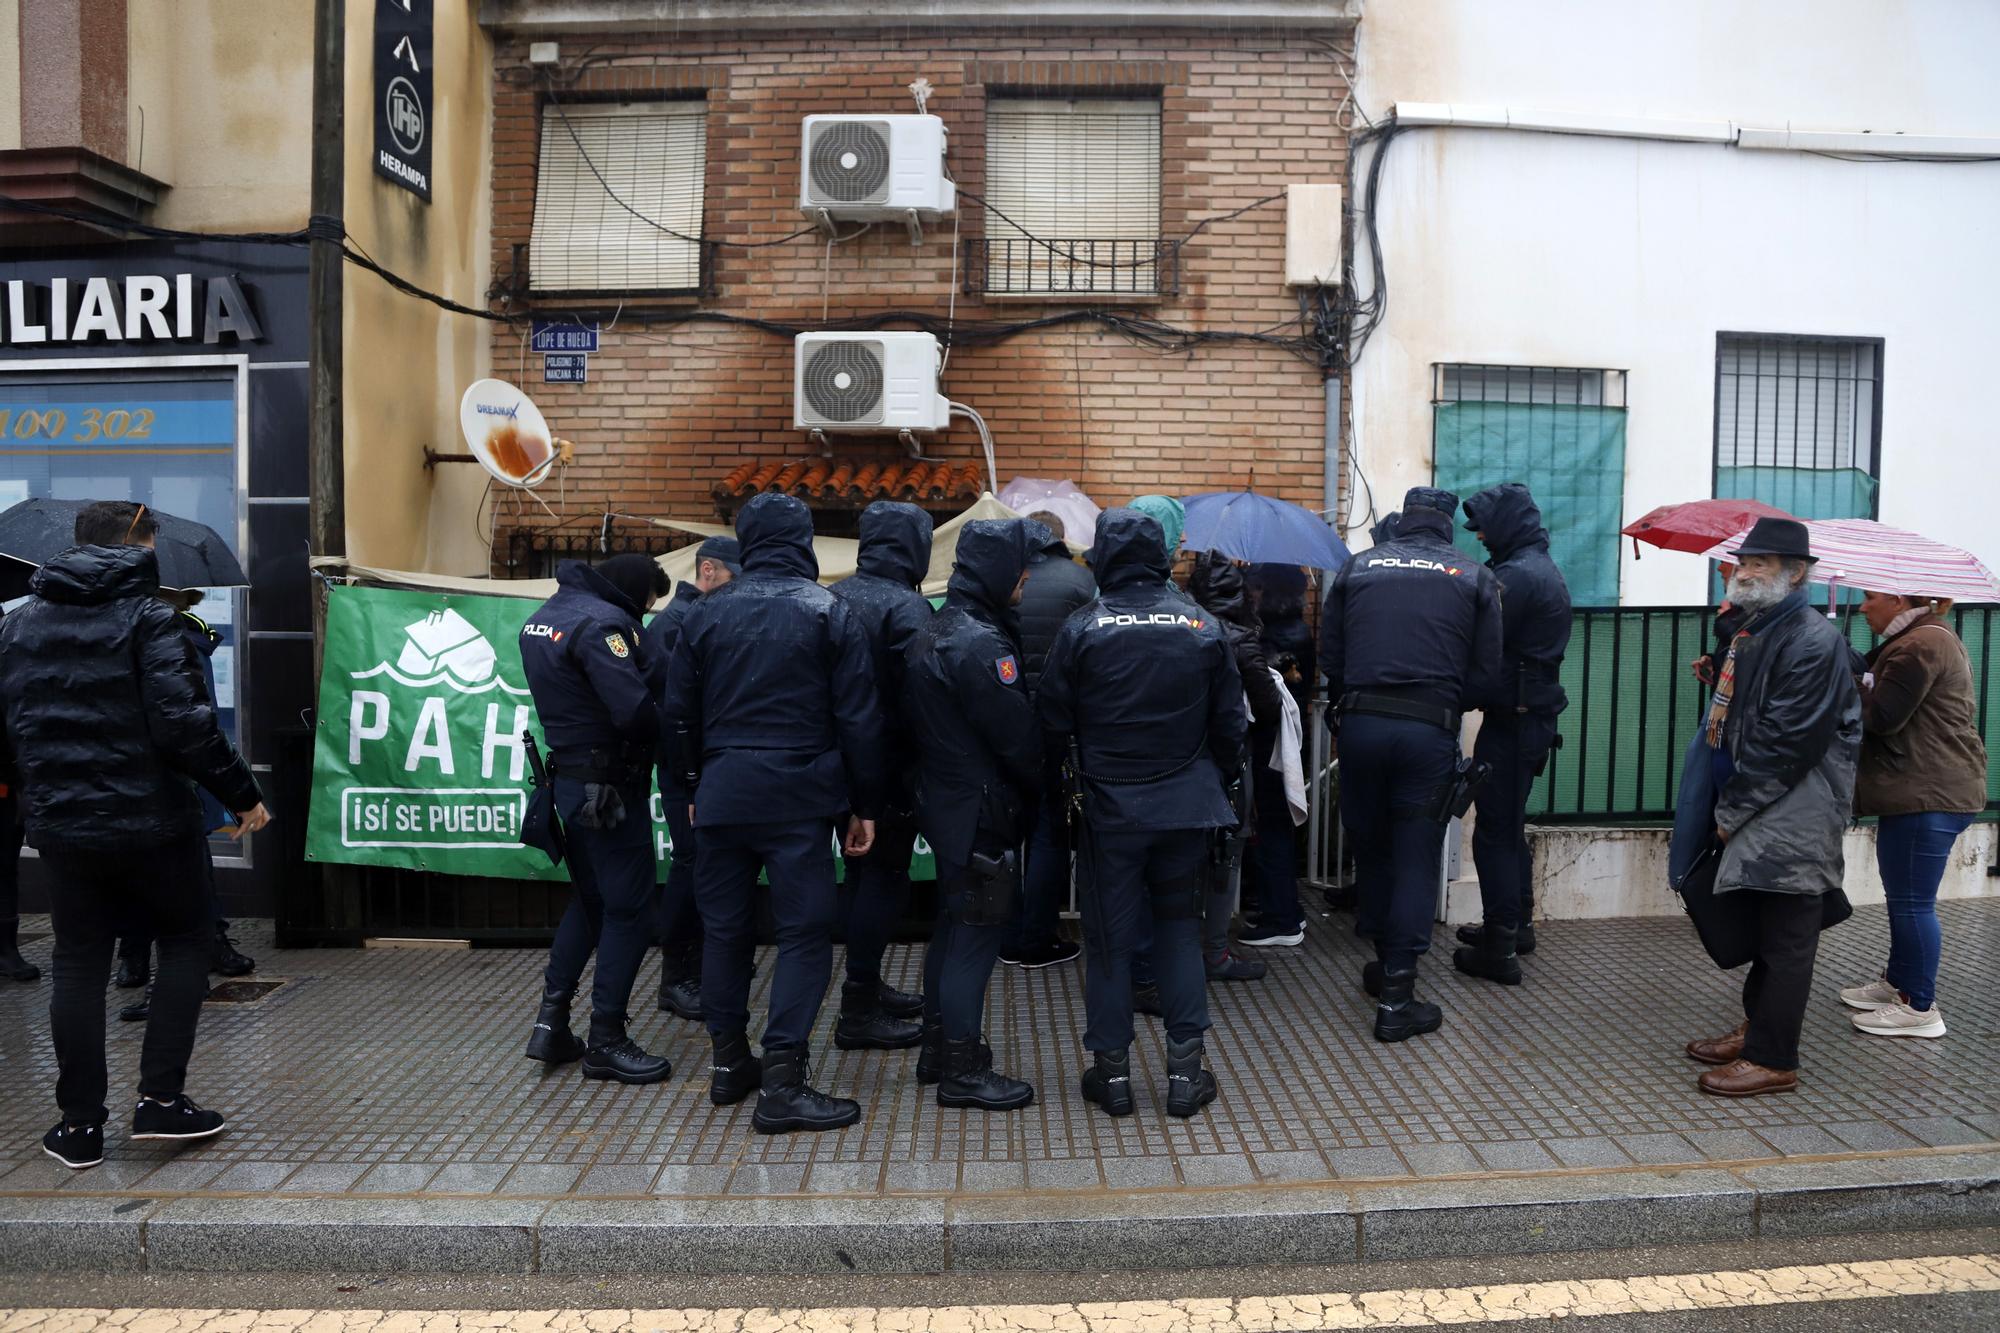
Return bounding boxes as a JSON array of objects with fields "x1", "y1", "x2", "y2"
[{"x1": 1621, "y1": 499, "x2": 1793, "y2": 558}]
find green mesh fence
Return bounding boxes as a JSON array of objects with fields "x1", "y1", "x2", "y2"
[
  {"x1": 1530, "y1": 603, "x2": 2000, "y2": 822},
  {"x1": 1432, "y1": 402, "x2": 1627, "y2": 605}
]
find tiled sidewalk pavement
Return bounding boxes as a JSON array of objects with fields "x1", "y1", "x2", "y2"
[{"x1": 0, "y1": 900, "x2": 1995, "y2": 1201}]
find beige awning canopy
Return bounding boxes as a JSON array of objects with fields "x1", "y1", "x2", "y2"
[{"x1": 310, "y1": 492, "x2": 1078, "y2": 601}]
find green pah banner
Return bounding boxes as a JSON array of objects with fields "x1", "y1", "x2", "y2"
[{"x1": 304, "y1": 584, "x2": 935, "y2": 882}]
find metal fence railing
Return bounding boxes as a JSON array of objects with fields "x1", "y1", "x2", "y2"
[
  {"x1": 1532, "y1": 603, "x2": 2000, "y2": 823},
  {"x1": 501, "y1": 528, "x2": 698, "y2": 580},
  {"x1": 962, "y1": 235, "x2": 1179, "y2": 298}
]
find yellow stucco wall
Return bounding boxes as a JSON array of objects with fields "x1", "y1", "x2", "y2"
[
  {"x1": 126, "y1": 0, "x2": 313, "y2": 230},
  {"x1": 0, "y1": 0, "x2": 20, "y2": 151},
  {"x1": 340, "y1": 2, "x2": 494, "y2": 572}
]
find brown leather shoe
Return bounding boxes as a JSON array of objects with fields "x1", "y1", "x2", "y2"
[
  {"x1": 1685, "y1": 1021, "x2": 1748, "y2": 1066},
  {"x1": 1697, "y1": 1059, "x2": 1797, "y2": 1097}
]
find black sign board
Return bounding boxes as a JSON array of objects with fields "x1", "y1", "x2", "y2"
[{"x1": 373, "y1": 0, "x2": 433, "y2": 200}]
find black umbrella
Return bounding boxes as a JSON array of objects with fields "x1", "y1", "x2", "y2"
[{"x1": 0, "y1": 498, "x2": 248, "y2": 589}]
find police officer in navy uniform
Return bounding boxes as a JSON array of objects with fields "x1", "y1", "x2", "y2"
[
  {"x1": 1455, "y1": 483, "x2": 1572, "y2": 982},
  {"x1": 520, "y1": 555, "x2": 673, "y2": 1083},
  {"x1": 829, "y1": 501, "x2": 935, "y2": 1052},
  {"x1": 1321, "y1": 487, "x2": 1504, "y2": 1042},
  {"x1": 904, "y1": 519, "x2": 1041, "y2": 1110},
  {"x1": 643, "y1": 537, "x2": 740, "y2": 1021},
  {"x1": 1038, "y1": 508, "x2": 1246, "y2": 1119},
  {"x1": 662, "y1": 493, "x2": 886, "y2": 1134}
]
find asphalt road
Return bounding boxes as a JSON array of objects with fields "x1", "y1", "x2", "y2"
[{"x1": 3, "y1": 1225, "x2": 1996, "y2": 1329}]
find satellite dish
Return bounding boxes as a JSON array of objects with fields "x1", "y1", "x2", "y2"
[{"x1": 459, "y1": 379, "x2": 558, "y2": 488}]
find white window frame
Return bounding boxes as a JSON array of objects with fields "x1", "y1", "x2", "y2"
[
  {"x1": 531, "y1": 99, "x2": 708, "y2": 295},
  {"x1": 982, "y1": 96, "x2": 1163, "y2": 297}
]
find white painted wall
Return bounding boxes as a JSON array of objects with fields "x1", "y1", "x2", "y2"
[
  {"x1": 1442, "y1": 822, "x2": 1999, "y2": 922},
  {"x1": 1350, "y1": 0, "x2": 2000, "y2": 604}
]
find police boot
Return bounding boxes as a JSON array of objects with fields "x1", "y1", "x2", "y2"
[
  {"x1": 877, "y1": 980, "x2": 925, "y2": 1020},
  {"x1": 709, "y1": 1030, "x2": 762, "y2": 1106},
  {"x1": 1132, "y1": 982, "x2": 1164, "y2": 1017},
  {"x1": 1080, "y1": 1048, "x2": 1135, "y2": 1118},
  {"x1": 834, "y1": 981, "x2": 923, "y2": 1051},
  {"x1": 1374, "y1": 969, "x2": 1443, "y2": 1044},
  {"x1": 938, "y1": 1037, "x2": 1034, "y2": 1112},
  {"x1": 752, "y1": 1045, "x2": 860, "y2": 1135},
  {"x1": 580, "y1": 1017, "x2": 672, "y2": 1085},
  {"x1": 914, "y1": 1013, "x2": 945, "y2": 1085},
  {"x1": 0, "y1": 919, "x2": 39, "y2": 983},
  {"x1": 1457, "y1": 921, "x2": 1536, "y2": 955},
  {"x1": 1360, "y1": 961, "x2": 1383, "y2": 998},
  {"x1": 1453, "y1": 923, "x2": 1523, "y2": 986},
  {"x1": 1164, "y1": 1036, "x2": 1218, "y2": 1118},
  {"x1": 524, "y1": 986, "x2": 586, "y2": 1065}
]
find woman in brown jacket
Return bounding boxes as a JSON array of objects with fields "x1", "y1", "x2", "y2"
[{"x1": 1839, "y1": 593, "x2": 1989, "y2": 1039}]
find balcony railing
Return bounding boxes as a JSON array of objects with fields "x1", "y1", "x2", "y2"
[{"x1": 962, "y1": 235, "x2": 1178, "y2": 298}]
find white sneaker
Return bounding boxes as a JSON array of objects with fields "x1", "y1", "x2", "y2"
[
  {"x1": 1839, "y1": 977, "x2": 1900, "y2": 1011},
  {"x1": 1852, "y1": 1001, "x2": 1946, "y2": 1039}
]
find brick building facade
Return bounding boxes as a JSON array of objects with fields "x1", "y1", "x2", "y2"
[{"x1": 484, "y1": 20, "x2": 1353, "y2": 564}]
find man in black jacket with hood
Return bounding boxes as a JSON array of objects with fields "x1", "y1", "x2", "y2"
[
  {"x1": 0, "y1": 501, "x2": 268, "y2": 1169},
  {"x1": 1039, "y1": 509, "x2": 1246, "y2": 1120},
  {"x1": 1321, "y1": 487, "x2": 1504, "y2": 1042},
  {"x1": 905, "y1": 519, "x2": 1041, "y2": 1110},
  {"x1": 643, "y1": 536, "x2": 739, "y2": 1022},
  {"x1": 519, "y1": 554, "x2": 671, "y2": 1085},
  {"x1": 1454, "y1": 483, "x2": 1571, "y2": 982},
  {"x1": 829, "y1": 501, "x2": 934, "y2": 1052},
  {"x1": 1000, "y1": 515, "x2": 1094, "y2": 970},
  {"x1": 664, "y1": 493, "x2": 887, "y2": 1134}
]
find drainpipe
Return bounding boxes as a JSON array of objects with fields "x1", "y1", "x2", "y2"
[{"x1": 1323, "y1": 372, "x2": 1342, "y2": 524}]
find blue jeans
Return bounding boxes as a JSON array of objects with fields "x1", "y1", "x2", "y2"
[{"x1": 1875, "y1": 811, "x2": 1975, "y2": 1011}]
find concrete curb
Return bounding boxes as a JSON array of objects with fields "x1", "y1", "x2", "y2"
[{"x1": 0, "y1": 1151, "x2": 1993, "y2": 1275}]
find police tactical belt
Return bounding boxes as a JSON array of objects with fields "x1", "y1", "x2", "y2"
[
  {"x1": 549, "y1": 745, "x2": 650, "y2": 784},
  {"x1": 1339, "y1": 691, "x2": 1460, "y2": 734}
]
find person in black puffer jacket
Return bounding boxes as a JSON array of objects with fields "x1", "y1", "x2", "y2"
[
  {"x1": 1001, "y1": 514, "x2": 1097, "y2": 970},
  {"x1": 829, "y1": 501, "x2": 935, "y2": 1052},
  {"x1": 1188, "y1": 554, "x2": 1293, "y2": 971},
  {"x1": 0, "y1": 502, "x2": 267, "y2": 1167}
]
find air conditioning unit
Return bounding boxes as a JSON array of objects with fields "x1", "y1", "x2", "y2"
[
  {"x1": 799, "y1": 114, "x2": 955, "y2": 221},
  {"x1": 794, "y1": 331, "x2": 951, "y2": 432}
]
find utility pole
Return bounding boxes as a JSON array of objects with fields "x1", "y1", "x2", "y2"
[{"x1": 307, "y1": 0, "x2": 346, "y2": 560}]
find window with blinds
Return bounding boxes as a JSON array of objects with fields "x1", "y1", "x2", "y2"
[
  {"x1": 982, "y1": 97, "x2": 1162, "y2": 296},
  {"x1": 531, "y1": 99, "x2": 707, "y2": 294},
  {"x1": 1713, "y1": 334, "x2": 1882, "y2": 519}
]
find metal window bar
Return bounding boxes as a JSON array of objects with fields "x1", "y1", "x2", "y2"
[
  {"x1": 1712, "y1": 333, "x2": 1883, "y2": 512},
  {"x1": 1433, "y1": 364, "x2": 1629, "y2": 408},
  {"x1": 965, "y1": 235, "x2": 1177, "y2": 296},
  {"x1": 1530, "y1": 603, "x2": 2000, "y2": 823}
]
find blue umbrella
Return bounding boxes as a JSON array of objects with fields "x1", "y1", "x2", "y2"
[{"x1": 1179, "y1": 491, "x2": 1350, "y2": 570}]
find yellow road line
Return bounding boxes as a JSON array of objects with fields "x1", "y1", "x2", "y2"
[{"x1": 3, "y1": 1254, "x2": 1997, "y2": 1331}]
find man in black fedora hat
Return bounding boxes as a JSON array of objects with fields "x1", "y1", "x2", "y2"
[{"x1": 1682, "y1": 516, "x2": 1861, "y2": 1097}]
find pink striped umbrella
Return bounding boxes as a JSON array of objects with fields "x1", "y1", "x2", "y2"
[{"x1": 1701, "y1": 519, "x2": 2000, "y2": 601}]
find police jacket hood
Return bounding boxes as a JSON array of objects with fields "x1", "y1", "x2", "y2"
[
  {"x1": 737, "y1": 492, "x2": 819, "y2": 581},
  {"x1": 0, "y1": 544, "x2": 261, "y2": 853},
  {"x1": 556, "y1": 560, "x2": 645, "y2": 622},
  {"x1": 1463, "y1": 483, "x2": 1549, "y2": 562},
  {"x1": 1089, "y1": 508, "x2": 1172, "y2": 592},
  {"x1": 947, "y1": 519, "x2": 1030, "y2": 623},
  {"x1": 855, "y1": 501, "x2": 933, "y2": 588},
  {"x1": 1396, "y1": 506, "x2": 1456, "y2": 546},
  {"x1": 1464, "y1": 483, "x2": 1572, "y2": 716}
]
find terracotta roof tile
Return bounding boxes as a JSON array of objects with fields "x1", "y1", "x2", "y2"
[{"x1": 711, "y1": 455, "x2": 985, "y2": 510}]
